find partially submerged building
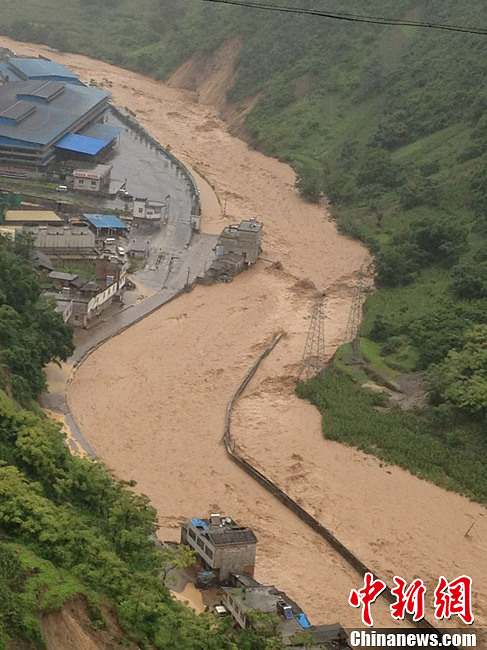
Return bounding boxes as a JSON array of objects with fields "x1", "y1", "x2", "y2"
[
  {"x1": 222, "y1": 576, "x2": 350, "y2": 648},
  {"x1": 181, "y1": 514, "x2": 258, "y2": 582},
  {"x1": 221, "y1": 584, "x2": 308, "y2": 641},
  {"x1": 217, "y1": 218, "x2": 263, "y2": 265},
  {"x1": 201, "y1": 219, "x2": 263, "y2": 284}
]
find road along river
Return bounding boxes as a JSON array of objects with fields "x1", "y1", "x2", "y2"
[{"x1": 2, "y1": 36, "x2": 485, "y2": 630}]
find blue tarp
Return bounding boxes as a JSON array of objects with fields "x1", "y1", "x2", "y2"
[
  {"x1": 297, "y1": 613, "x2": 311, "y2": 628},
  {"x1": 190, "y1": 518, "x2": 208, "y2": 530},
  {"x1": 55, "y1": 133, "x2": 108, "y2": 156},
  {"x1": 84, "y1": 214, "x2": 129, "y2": 230}
]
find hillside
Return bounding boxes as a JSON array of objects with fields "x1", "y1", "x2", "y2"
[{"x1": 2, "y1": 2, "x2": 487, "y2": 497}]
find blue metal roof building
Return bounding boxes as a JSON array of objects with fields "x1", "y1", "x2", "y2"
[
  {"x1": 84, "y1": 214, "x2": 129, "y2": 233},
  {"x1": 55, "y1": 133, "x2": 111, "y2": 156},
  {"x1": 0, "y1": 60, "x2": 22, "y2": 82},
  {"x1": 0, "y1": 79, "x2": 109, "y2": 168},
  {"x1": 5, "y1": 58, "x2": 83, "y2": 85}
]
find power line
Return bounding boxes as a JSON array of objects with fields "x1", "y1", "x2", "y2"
[{"x1": 202, "y1": 0, "x2": 487, "y2": 36}]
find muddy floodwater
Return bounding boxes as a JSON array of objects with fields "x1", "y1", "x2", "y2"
[{"x1": 2, "y1": 35, "x2": 485, "y2": 629}]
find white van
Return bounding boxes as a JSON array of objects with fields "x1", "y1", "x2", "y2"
[{"x1": 56, "y1": 185, "x2": 68, "y2": 192}]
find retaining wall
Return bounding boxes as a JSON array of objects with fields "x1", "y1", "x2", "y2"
[
  {"x1": 222, "y1": 332, "x2": 444, "y2": 634},
  {"x1": 109, "y1": 103, "x2": 201, "y2": 218}
]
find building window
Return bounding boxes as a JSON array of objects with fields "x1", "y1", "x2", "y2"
[
  {"x1": 197, "y1": 538, "x2": 204, "y2": 550},
  {"x1": 78, "y1": 179, "x2": 84, "y2": 184},
  {"x1": 205, "y1": 546, "x2": 213, "y2": 560},
  {"x1": 91, "y1": 180, "x2": 97, "y2": 186},
  {"x1": 188, "y1": 528, "x2": 196, "y2": 541},
  {"x1": 139, "y1": 208, "x2": 143, "y2": 213}
]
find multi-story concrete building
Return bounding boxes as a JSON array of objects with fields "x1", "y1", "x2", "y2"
[
  {"x1": 217, "y1": 218, "x2": 263, "y2": 265},
  {"x1": 221, "y1": 576, "x2": 351, "y2": 648},
  {"x1": 180, "y1": 514, "x2": 257, "y2": 581}
]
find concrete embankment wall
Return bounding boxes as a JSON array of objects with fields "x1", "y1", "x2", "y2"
[
  {"x1": 222, "y1": 333, "x2": 443, "y2": 634},
  {"x1": 109, "y1": 103, "x2": 201, "y2": 218}
]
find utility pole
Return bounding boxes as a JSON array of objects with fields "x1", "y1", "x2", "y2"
[{"x1": 298, "y1": 292, "x2": 326, "y2": 382}]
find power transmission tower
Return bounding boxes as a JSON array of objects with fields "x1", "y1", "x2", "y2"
[
  {"x1": 298, "y1": 292, "x2": 326, "y2": 382},
  {"x1": 345, "y1": 267, "x2": 366, "y2": 357}
]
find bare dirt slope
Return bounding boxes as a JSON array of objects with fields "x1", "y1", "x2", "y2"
[
  {"x1": 166, "y1": 37, "x2": 259, "y2": 139},
  {"x1": 38, "y1": 597, "x2": 136, "y2": 650},
  {"x1": 1, "y1": 36, "x2": 485, "y2": 629}
]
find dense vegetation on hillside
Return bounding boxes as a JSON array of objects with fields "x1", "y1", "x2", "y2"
[
  {"x1": 0, "y1": 229, "x2": 73, "y2": 403},
  {"x1": 0, "y1": 389, "x2": 278, "y2": 649},
  {"x1": 2, "y1": 2, "x2": 487, "y2": 494}
]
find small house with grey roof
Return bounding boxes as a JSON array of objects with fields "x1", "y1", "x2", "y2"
[{"x1": 180, "y1": 514, "x2": 257, "y2": 581}]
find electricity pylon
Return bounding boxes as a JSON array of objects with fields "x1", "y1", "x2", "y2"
[
  {"x1": 298, "y1": 292, "x2": 326, "y2": 382},
  {"x1": 345, "y1": 266, "x2": 367, "y2": 357}
]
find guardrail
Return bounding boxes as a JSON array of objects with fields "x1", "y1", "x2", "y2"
[
  {"x1": 109, "y1": 103, "x2": 201, "y2": 218},
  {"x1": 222, "y1": 333, "x2": 444, "y2": 634}
]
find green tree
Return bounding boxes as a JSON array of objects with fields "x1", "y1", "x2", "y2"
[
  {"x1": 159, "y1": 544, "x2": 195, "y2": 585},
  {"x1": 428, "y1": 325, "x2": 487, "y2": 415}
]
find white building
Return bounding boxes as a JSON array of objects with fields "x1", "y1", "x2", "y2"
[
  {"x1": 73, "y1": 164, "x2": 112, "y2": 193},
  {"x1": 132, "y1": 197, "x2": 165, "y2": 220}
]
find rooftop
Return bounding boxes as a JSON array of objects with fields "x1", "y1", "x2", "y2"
[
  {"x1": 80, "y1": 123, "x2": 122, "y2": 142},
  {"x1": 5, "y1": 210, "x2": 62, "y2": 223},
  {"x1": 48, "y1": 271, "x2": 78, "y2": 282},
  {"x1": 55, "y1": 132, "x2": 109, "y2": 156},
  {"x1": 30, "y1": 250, "x2": 54, "y2": 271},
  {"x1": 0, "y1": 80, "x2": 108, "y2": 146},
  {"x1": 189, "y1": 515, "x2": 258, "y2": 547},
  {"x1": 222, "y1": 219, "x2": 263, "y2": 235},
  {"x1": 73, "y1": 163, "x2": 112, "y2": 178},
  {"x1": 6, "y1": 58, "x2": 80, "y2": 83},
  {"x1": 222, "y1": 585, "x2": 305, "y2": 638},
  {"x1": 83, "y1": 214, "x2": 129, "y2": 230},
  {"x1": 0, "y1": 60, "x2": 22, "y2": 82}
]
